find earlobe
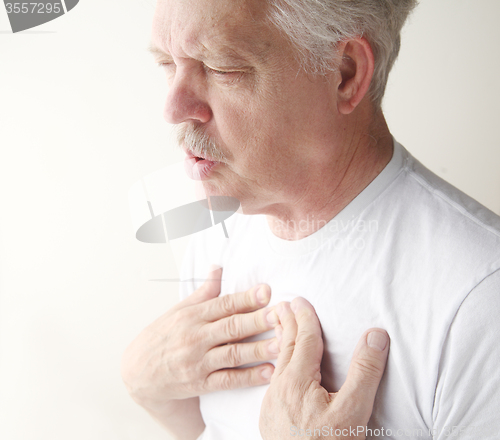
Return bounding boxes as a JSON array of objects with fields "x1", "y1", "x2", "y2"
[{"x1": 336, "y1": 38, "x2": 375, "y2": 115}]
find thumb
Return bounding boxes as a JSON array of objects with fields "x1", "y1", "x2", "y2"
[
  {"x1": 335, "y1": 329, "x2": 389, "y2": 421},
  {"x1": 185, "y1": 264, "x2": 223, "y2": 306},
  {"x1": 202, "y1": 264, "x2": 223, "y2": 295}
]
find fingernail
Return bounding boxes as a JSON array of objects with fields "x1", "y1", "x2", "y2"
[
  {"x1": 268, "y1": 340, "x2": 279, "y2": 354},
  {"x1": 256, "y1": 285, "x2": 270, "y2": 304},
  {"x1": 261, "y1": 367, "x2": 273, "y2": 380},
  {"x1": 266, "y1": 310, "x2": 279, "y2": 326},
  {"x1": 208, "y1": 264, "x2": 221, "y2": 275},
  {"x1": 367, "y1": 331, "x2": 388, "y2": 351}
]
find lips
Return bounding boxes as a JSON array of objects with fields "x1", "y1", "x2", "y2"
[
  {"x1": 184, "y1": 149, "x2": 220, "y2": 181},
  {"x1": 185, "y1": 149, "x2": 218, "y2": 163}
]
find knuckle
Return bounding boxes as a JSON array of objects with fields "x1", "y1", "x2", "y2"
[
  {"x1": 222, "y1": 314, "x2": 242, "y2": 340},
  {"x1": 223, "y1": 343, "x2": 242, "y2": 367},
  {"x1": 254, "y1": 341, "x2": 266, "y2": 360},
  {"x1": 353, "y1": 355, "x2": 385, "y2": 383},
  {"x1": 244, "y1": 287, "x2": 258, "y2": 307},
  {"x1": 251, "y1": 310, "x2": 264, "y2": 331},
  {"x1": 276, "y1": 302, "x2": 292, "y2": 320},
  {"x1": 219, "y1": 372, "x2": 235, "y2": 390},
  {"x1": 250, "y1": 367, "x2": 264, "y2": 386},
  {"x1": 249, "y1": 367, "x2": 264, "y2": 387},
  {"x1": 218, "y1": 295, "x2": 237, "y2": 316},
  {"x1": 236, "y1": 289, "x2": 255, "y2": 312},
  {"x1": 276, "y1": 301, "x2": 287, "y2": 312}
]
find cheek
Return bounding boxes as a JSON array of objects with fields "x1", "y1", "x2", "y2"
[
  {"x1": 219, "y1": 111, "x2": 281, "y2": 164},
  {"x1": 210, "y1": 86, "x2": 298, "y2": 174}
]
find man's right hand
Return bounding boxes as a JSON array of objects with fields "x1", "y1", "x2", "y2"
[{"x1": 120, "y1": 266, "x2": 278, "y2": 412}]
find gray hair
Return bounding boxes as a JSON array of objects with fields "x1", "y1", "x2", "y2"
[{"x1": 267, "y1": 0, "x2": 418, "y2": 107}]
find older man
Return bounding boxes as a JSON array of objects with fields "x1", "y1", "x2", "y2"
[{"x1": 121, "y1": 0, "x2": 500, "y2": 439}]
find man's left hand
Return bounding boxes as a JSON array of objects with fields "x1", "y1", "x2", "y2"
[{"x1": 260, "y1": 298, "x2": 389, "y2": 440}]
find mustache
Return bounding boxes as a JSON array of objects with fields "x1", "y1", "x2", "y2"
[{"x1": 177, "y1": 125, "x2": 227, "y2": 162}]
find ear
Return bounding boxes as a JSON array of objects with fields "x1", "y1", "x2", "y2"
[{"x1": 336, "y1": 38, "x2": 375, "y2": 114}]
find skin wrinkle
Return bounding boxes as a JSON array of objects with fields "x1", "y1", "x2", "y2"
[
  {"x1": 270, "y1": 139, "x2": 358, "y2": 235},
  {"x1": 152, "y1": 0, "x2": 393, "y2": 241},
  {"x1": 122, "y1": 4, "x2": 400, "y2": 439},
  {"x1": 267, "y1": 128, "x2": 391, "y2": 239}
]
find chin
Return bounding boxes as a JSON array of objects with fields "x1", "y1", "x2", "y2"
[
  {"x1": 200, "y1": 180, "x2": 269, "y2": 216},
  {"x1": 200, "y1": 181, "x2": 226, "y2": 198}
]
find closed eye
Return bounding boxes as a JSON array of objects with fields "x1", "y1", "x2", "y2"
[
  {"x1": 204, "y1": 65, "x2": 240, "y2": 76},
  {"x1": 157, "y1": 62, "x2": 175, "y2": 69}
]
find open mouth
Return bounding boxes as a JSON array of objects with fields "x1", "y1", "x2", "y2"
[
  {"x1": 183, "y1": 149, "x2": 220, "y2": 181},
  {"x1": 186, "y1": 149, "x2": 207, "y2": 162}
]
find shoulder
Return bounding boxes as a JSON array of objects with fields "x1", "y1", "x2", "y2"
[
  {"x1": 405, "y1": 148, "x2": 500, "y2": 237},
  {"x1": 376, "y1": 143, "x2": 500, "y2": 267},
  {"x1": 361, "y1": 143, "x2": 500, "y2": 322}
]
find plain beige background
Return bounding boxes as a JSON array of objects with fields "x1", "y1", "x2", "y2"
[{"x1": 0, "y1": 1, "x2": 499, "y2": 439}]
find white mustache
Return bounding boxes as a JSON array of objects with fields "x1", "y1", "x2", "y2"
[{"x1": 177, "y1": 125, "x2": 227, "y2": 162}]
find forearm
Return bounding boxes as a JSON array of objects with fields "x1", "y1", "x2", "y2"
[{"x1": 144, "y1": 397, "x2": 205, "y2": 440}]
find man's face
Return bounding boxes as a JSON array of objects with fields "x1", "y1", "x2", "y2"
[{"x1": 151, "y1": 0, "x2": 340, "y2": 213}]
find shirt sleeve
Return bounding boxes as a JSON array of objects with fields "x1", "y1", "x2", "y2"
[{"x1": 433, "y1": 268, "x2": 500, "y2": 439}]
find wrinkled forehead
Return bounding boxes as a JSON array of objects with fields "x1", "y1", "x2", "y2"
[{"x1": 151, "y1": 0, "x2": 275, "y2": 62}]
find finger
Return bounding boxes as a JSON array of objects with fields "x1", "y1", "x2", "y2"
[
  {"x1": 275, "y1": 325, "x2": 283, "y2": 346},
  {"x1": 336, "y1": 328, "x2": 390, "y2": 421},
  {"x1": 203, "y1": 363, "x2": 275, "y2": 393},
  {"x1": 204, "y1": 305, "x2": 276, "y2": 346},
  {"x1": 287, "y1": 297, "x2": 323, "y2": 379},
  {"x1": 205, "y1": 338, "x2": 279, "y2": 371},
  {"x1": 273, "y1": 301, "x2": 298, "y2": 377},
  {"x1": 201, "y1": 283, "x2": 271, "y2": 322},
  {"x1": 169, "y1": 265, "x2": 223, "y2": 316},
  {"x1": 182, "y1": 265, "x2": 223, "y2": 307}
]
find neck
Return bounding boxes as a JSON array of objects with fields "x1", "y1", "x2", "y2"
[{"x1": 266, "y1": 109, "x2": 393, "y2": 240}]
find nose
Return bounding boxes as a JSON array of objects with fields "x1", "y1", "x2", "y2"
[{"x1": 163, "y1": 69, "x2": 212, "y2": 125}]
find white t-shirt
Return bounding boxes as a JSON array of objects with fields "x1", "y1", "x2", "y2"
[{"x1": 180, "y1": 140, "x2": 500, "y2": 439}]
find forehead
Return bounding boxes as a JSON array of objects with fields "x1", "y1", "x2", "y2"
[{"x1": 151, "y1": 0, "x2": 275, "y2": 62}]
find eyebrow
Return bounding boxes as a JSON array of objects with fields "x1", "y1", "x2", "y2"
[
  {"x1": 147, "y1": 42, "x2": 253, "y2": 67},
  {"x1": 148, "y1": 44, "x2": 172, "y2": 60}
]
